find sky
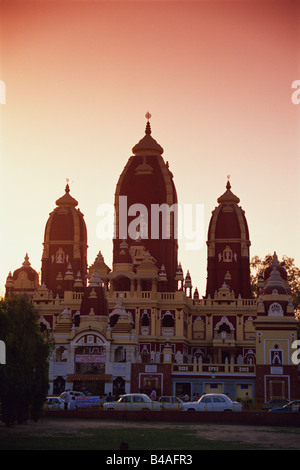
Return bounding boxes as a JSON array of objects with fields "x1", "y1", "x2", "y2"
[{"x1": 0, "y1": 0, "x2": 299, "y2": 298}]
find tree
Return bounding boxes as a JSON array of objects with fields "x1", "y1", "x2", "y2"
[
  {"x1": 0, "y1": 295, "x2": 53, "y2": 426},
  {"x1": 250, "y1": 254, "x2": 300, "y2": 319}
]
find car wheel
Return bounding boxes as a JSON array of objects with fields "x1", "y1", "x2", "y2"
[{"x1": 187, "y1": 408, "x2": 196, "y2": 411}]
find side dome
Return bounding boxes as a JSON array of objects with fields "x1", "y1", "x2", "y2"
[
  {"x1": 263, "y1": 252, "x2": 288, "y2": 283},
  {"x1": 263, "y1": 266, "x2": 288, "y2": 296},
  {"x1": 257, "y1": 264, "x2": 294, "y2": 317},
  {"x1": 209, "y1": 180, "x2": 249, "y2": 241},
  {"x1": 206, "y1": 180, "x2": 251, "y2": 299},
  {"x1": 5, "y1": 254, "x2": 39, "y2": 297},
  {"x1": 41, "y1": 184, "x2": 88, "y2": 296}
]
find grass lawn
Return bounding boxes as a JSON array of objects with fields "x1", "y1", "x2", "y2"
[{"x1": 0, "y1": 425, "x2": 267, "y2": 450}]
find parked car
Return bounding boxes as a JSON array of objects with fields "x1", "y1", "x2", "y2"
[
  {"x1": 75, "y1": 396, "x2": 101, "y2": 409},
  {"x1": 158, "y1": 396, "x2": 183, "y2": 410},
  {"x1": 270, "y1": 400, "x2": 300, "y2": 412},
  {"x1": 262, "y1": 398, "x2": 289, "y2": 410},
  {"x1": 103, "y1": 393, "x2": 161, "y2": 411},
  {"x1": 60, "y1": 390, "x2": 85, "y2": 400},
  {"x1": 44, "y1": 396, "x2": 64, "y2": 410},
  {"x1": 182, "y1": 393, "x2": 242, "y2": 412}
]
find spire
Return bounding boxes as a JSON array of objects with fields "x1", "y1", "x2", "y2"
[
  {"x1": 132, "y1": 112, "x2": 164, "y2": 156},
  {"x1": 272, "y1": 251, "x2": 279, "y2": 266},
  {"x1": 217, "y1": 179, "x2": 240, "y2": 204},
  {"x1": 55, "y1": 184, "x2": 78, "y2": 207},
  {"x1": 22, "y1": 253, "x2": 31, "y2": 267},
  {"x1": 145, "y1": 111, "x2": 152, "y2": 135}
]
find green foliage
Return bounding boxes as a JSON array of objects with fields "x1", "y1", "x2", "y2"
[{"x1": 0, "y1": 295, "x2": 53, "y2": 426}]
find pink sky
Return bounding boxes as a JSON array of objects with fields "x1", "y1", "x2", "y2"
[{"x1": 0, "y1": 0, "x2": 299, "y2": 296}]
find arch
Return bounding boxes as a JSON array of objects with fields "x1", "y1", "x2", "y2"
[
  {"x1": 214, "y1": 315, "x2": 235, "y2": 332},
  {"x1": 162, "y1": 310, "x2": 174, "y2": 327},
  {"x1": 71, "y1": 330, "x2": 109, "y2": 347},
  {"x1": 109, "y1": 271, "x2": 135, "y2": 280},
  {"x1": 268, "y1": 302, "x2": 284, "y2": 317},
  {"x1": 38, "y1": 315, "x2": 51, "y2": 332},
  {"x1": 141, "y1": 309, "x2": 150, "y2": 326},
  {"x1": 110, "y1": 271, "x2": 135, "y2": 292}
]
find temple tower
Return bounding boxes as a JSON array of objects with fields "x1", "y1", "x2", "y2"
[
  {"x1": 41, "y1": 184, "x2": 88, "y2": 296},
  {"x1": 206, "y1": 179, "x2": 251, "y2": 299},
  {"x1": 113, "y1": 114, "x2": 178, "y2": 291}
]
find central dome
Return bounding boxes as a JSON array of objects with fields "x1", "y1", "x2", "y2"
[{"x1": 113, "y1": 115, "x2": 178, "y2": 291}]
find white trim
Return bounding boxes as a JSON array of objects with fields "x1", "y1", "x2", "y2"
[
  {"x1": 70, "y1": 330, "x2": 109, "y2": 347},
  {"x1": 263, "y1": 374, "x2": 290, "y2": 402},
  {"x1": 263, "y1": 339, "x2": 290, "y2": 364},
  {"x1": 138, "y1": 372, "x2": 164, "y2": 394}
]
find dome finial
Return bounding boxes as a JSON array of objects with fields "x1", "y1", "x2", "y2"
[
  {"x1": 65, "y1": 178, "x2": 70, "y2": 193},
  {"x1": 22, "y1": 253, "x2": 31, "y2": 267},
  {"x1": 145, "y1": 111, "x2": 152, "y2": 135},
  {"x1": 226, "y1": 175, "x2": 231, "y2": 190},
  {"x1": 132, "y1": 112, "x2": 164, "y2": 155},
  {"x1": 217, "y1": 177, "x2": 240, "y2": 204},
  {"x1": 56, "y1": 181, "x2": 78, "y2": 207}
]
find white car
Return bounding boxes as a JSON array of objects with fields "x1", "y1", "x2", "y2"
[
  {"x1": 60, "y1": 390, "x2": 85, "y2": 400},
  {"x1": 44, "y1": 396, "x2": 64, "y2": 410},
  {"x1": 103, "y1": 393, "x2": 161, "y2": 411},
  {"x1": 182, "y1": 393, "x2": 242, "y2": 412},
  {"x1": 158, "y1": 396, "x2": 183, "y2": 410}
]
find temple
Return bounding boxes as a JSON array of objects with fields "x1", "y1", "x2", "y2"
[{"x1": 5, "y1": 115, "x2": 299, "y2": 402}]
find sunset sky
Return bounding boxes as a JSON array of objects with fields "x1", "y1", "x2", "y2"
[{"x1": 0, "y1": 0, "x2": 299, "y2": 297}]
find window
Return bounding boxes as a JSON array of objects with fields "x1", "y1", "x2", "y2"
[
  {"x1": 162, "y1": 311, "x2": 174, "y2": 328},
  {"x1": 240, "y1": 384, "x2": 249, "y2": 390},
  {"x1": 209, "y1": 383, "x2": 219, "y2": 389},
  {"x1": 120, "y1": 396, "x2": 131, "y2": 403},
  {"x1": 213, "y1": 396, "x2": 226, "y2": 403},
  {"x1": 133, "y1": 395, "x2": 144, "y2": 403},
  {"x1": 141, "y1": 311, "x2": 150, "y2": 326},
  {"x1": 201, "y1": 396, "x2": 212, "y2": 403}
]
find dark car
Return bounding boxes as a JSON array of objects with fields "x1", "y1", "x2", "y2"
[
  {"x1": 263, "y1": 398, "x2": 289, "y2": 410},
  {"x1": 270, "y1": 400, "x2": 300, "y2": 412}
]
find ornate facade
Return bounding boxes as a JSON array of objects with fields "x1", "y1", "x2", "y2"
[{"x1": 5, "y1": 117, "x2": 299, "y2": 402}]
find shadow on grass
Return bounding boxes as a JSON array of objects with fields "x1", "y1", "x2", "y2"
[{"x1": 0, "y1": 427, "x2": 266, "y2": 450}]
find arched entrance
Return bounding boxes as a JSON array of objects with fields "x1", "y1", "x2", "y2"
[{"x1": 68, "y1": 331, "x2": 111, "y2": 396}]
